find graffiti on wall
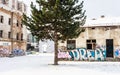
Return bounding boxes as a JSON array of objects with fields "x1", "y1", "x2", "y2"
[
  {"x1": 69, "y1": 48, "x2": 106, "y2": 61},
  {"x1": 58, "y1": 49, "x2": 71, "y2": 59},
  {"x1": 115, "y1": 48, "x2": 120, "y2": 58},
  {"x1": 0, "y1": 48, "x2": 10, "y2": 57},
  {"x1": 0, "y1": 48, "x2": 25, "y2": 57},
  {"x1": 58, "y1": 47, "x2": 106, "y2": 61},
  {"x1": 11, "y1": 49, "x2": 25, "y2": 56}
]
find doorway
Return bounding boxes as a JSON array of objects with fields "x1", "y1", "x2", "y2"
[{"x1": 106, "y1": 39, "x2": 113, "y2": 57}]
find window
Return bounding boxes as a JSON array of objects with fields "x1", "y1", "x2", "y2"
[
  {"x1": 8, "y1": 32, "x2": 11, "y2": 38},
  {"x1": 2, "y1": 0, "x2": 6, "y2": 4},
  {"x1": 16, "y1": 20, "x2": 19, "y2": 27},
  {"x1": 86, "y1": 39, "x2": 96, "y2": 50},
  {"x1": 87, "y1": 44, "x2": 92, "y2": 49},
  {"x1": 17, "y1": 2, "x2": 20, "y2": 10},
  {"x1": 12, "y1": 0, "x2": 15, "y2": 8},
  {"x1": 91, "y1": 27, "x2": 95, "y2": 30},
  {"x1": 2, "y1": 0, "x2": 9, "y2": 4},
  {"x1": 21, "y1": 23, "x2": 23, "y2": 28},
  {"x1": 8, "y1": 18, "x2": 11, "y2": 25},
  {"x1": 0, "y1": 30, "x2": 3, "y2": 38},
  {"x1": 17, "y1": 2, "x2": 22, "y2": 11},
  {"x1": 20, "y1": 21, "x2": 23, "y2": 28},
  {"x1": 0, "y1": 16, "x2": 4, "y2": 23},
  {"x1": 21, "y1": 33, "x2": 23, "y2": 41},
  {"x1": 67, "y1": 40, "x2": 76, "y2": 50},
  {"x1": 16, "y1": 33, "x2": 19, "y2": 40},
  {"x1": 92, "y1": 40, "x2": 96, "y2": 43},
  {"x1": 24, "y1": 4, "x2": 26, "y2": 12},
  {"x1": 87, "y1": 40, "x2": 91, "y2": 43}
]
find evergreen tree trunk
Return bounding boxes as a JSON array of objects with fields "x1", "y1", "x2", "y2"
[{"x1": 54, "y1": 32, "x2": 58, "y2": 65}]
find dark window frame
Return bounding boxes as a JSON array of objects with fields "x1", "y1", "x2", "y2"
[
  {"x1": 0, "y1": 30, "x2": 3, "y2": 38},
  {"x1": 2, "y1": 0, "x2": 9, "y2": 4},
  {"x1": 8, "y1": 18, "x2": 11, "y2": 25},
  {"x1": 16, "y1": 20, "x2": 19, "y2": 27},
  {"x1": 86, "y1": 39, "x2": 96, "y2": 50},
  {"x1": 0, "y1": 15, "x2": 4, "y2": 23},
  {"x1": 67, "y1": 40, "x2": 76, "y2": 50},
  {"x1": 21, "y1": 33, "x2": 23, "y2": 41},
  {"x1": 8, "y1": 32, "x2": 11, "y2": 39},
  {"x1": 16, "y1": 33, "x2": 19, "y2": 40}
]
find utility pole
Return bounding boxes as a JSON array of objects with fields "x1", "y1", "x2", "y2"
[{"x1": 10, "y1": 11, "x2": 13, "y2": 51}]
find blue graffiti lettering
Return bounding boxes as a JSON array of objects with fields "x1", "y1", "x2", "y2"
[{"x1": 58, "y1": 47, "x2": 106, "y2": 61}]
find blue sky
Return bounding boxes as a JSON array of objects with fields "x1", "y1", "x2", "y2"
[{"x1": 20, "y1": 0, "x2": 120, "y2": 18}]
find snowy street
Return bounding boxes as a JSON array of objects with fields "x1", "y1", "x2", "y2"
[{"x1": 0, "y1": 53, "x2": 120, "y2": 75}]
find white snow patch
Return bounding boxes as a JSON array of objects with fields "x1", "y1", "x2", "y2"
[{"x1": 0, "y1": 53, "x2": 120, "y2": 75}]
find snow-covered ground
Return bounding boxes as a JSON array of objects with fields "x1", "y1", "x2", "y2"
[{"x1": 0, "y1": 53, "x2": 120, "y2": 75}]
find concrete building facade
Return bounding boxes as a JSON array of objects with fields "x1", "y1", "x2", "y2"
[
  {"x1": 0, "y1": 0, "x2": 27, "y2": 52},
  {"x1": 58, "y1": 16, "x2": 120, "y2": 59}
]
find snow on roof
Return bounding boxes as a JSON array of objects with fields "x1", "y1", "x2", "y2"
[{"x1": 83, "y1": 16, "x2": 120, "y2": 27}]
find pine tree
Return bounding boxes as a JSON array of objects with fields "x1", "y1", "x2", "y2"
[{"x1": 22, "y1": 0, "x2": 86, "y2": 65}]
